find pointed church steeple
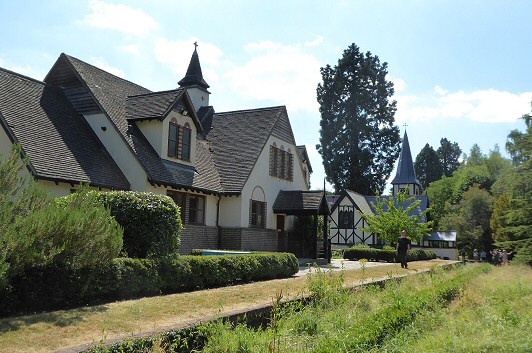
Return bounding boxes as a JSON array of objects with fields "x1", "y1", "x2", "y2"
[
  {"x1": 391, "y1": 131, "x2": 422, "y2": 195},
  {"x1": 178, "y1": 42, "x2": 211, "y2": 112}
]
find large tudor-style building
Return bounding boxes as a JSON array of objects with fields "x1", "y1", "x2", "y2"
[{"x1": 0, "y1": 47, "x2": 328, "y2": 256}]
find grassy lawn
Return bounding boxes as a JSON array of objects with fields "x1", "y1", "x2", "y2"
[{"x1": 0, "y1": 259, "x2": 451, "y2": 353}]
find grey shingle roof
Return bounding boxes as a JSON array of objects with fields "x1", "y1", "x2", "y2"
[
  {"x1": 391, "y1": 131, "x2": 421, "y2": 185},
  {"x1": 52, "y1": 54, "x2": 220, "y2": 193},
  {"x1": 0, "y1": 67, "x2": 130, "y2": 190},
  {"x1": 273, "y1": 190, "x2": 330, "y2": 215},
  {"x1": 126, "y1": 89, "x2": 185, "y2": 121},
  {"x1": 207, "y1": 106, "x2": 288, "y2": 193}
]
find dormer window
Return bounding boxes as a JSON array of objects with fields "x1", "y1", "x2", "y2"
[{"x1": 168, "y1": 120, "x2": 192, "y2": 161}]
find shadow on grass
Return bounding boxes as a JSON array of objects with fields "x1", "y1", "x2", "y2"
[{"x1": 0, "y1": 304, "x2": 109, "y2": 333}]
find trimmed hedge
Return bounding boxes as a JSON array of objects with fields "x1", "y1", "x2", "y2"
[
  {"x1": 343, "y1": 247, "x2": 436, "y2": 262},
  {"x1": 93, "y1": 191, "x2": 182, "y2": 258},
  {"x1": 0, "y1": 252, "x2": 299, "y2": 316}
]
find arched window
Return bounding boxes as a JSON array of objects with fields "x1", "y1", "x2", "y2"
[
  {"x1": 182, "y1": 123, "x2": 191, "y2": 161},
  {"x1": 168, "y1": 119, "x2": 179, "y2": 158},
  {"x1": 168, "y1": 120, "x2": 192, "y2": 161},
  {"x1": 250, "y1": 186, "x2": 266, "y2": 228}
]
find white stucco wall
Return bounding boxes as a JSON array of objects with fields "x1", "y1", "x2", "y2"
[
  {"x1": 136, "y1": 120, "x2": 163, "y2": 155},
  {"x1": 221, "y1": 135, "x2": 310, "y2": 229},
  {"x1": 84, "y1": 113, "x2": 148, "y2": 191},
  {"x1": 0, "y1": 126, "x2": 13, "y2": 157},
  {"x1": 186, "y1": 87, "x2": 209, "y2": 112}
]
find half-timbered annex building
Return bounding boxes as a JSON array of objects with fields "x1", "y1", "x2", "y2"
[{"x1": 329, "y1": 131, "x2": 457, "y2": 259}]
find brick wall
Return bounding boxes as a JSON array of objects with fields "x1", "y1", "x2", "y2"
[
  {"x1": 179, "y1": 225, "x2": 218, "y2": 255},
  {"x1": 181, "y1": 226, "x2": 279, "y2": 254}
]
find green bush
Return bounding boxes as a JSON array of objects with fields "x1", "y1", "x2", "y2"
[
  {"x1": 9, "y1": 189, "x2": 123, "y2": 271},
  {"x1": 343, "y1": 247, "x2": 436, "y2": 262},
  {"x1": 0, "y1": 252, "x2": 299, "y2": 316},
  {"x1": 65, "y1": 191, "x2": 183, "y2": 258}
]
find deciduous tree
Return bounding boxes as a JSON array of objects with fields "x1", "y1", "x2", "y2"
[
  {"x1": 316, "y1": 43, "x2": 400, "y2": 194},
  {"x1": 361, "y1": 192, "x2": 433, "y2": 243}
]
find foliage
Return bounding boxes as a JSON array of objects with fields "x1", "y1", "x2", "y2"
[
  {"x1": 415, "y1": 143, "x2": 443, "y2": 190},
  {"x1": 506, "y1": 113, "x2": 531, "y2": 166},
  {"x1": 426, "y1": 144, "x2": 501, "y2": 230},
  {"x1": 343, "y1": 247, "x2": 436, "y2": 262},
  {"x1": 441, "y1": 184, "x2": 494, "y2": 252},
  {"x1": 316, "y1": 42, "x2": 400, "y2": 194},
  {"x1": 491, "y1": 114, "x2": 532, "y2": 264},
  {"x1": 74, "y1": 191, "x2": 183, "y2": 258},
  {"x1": 8, "y1": 187, "x2": 123, "y2": 274},
  {"x1": 0, "y1": 146, "x2": 121, "y2": 287},
  {"x1": 437, "y1": 137, "x2": 462, "y2": 177},
  {"x1": 0, "y1": 252, "x2": 299, "y2": 316},
  {"x1": 361, "y1": 191, "x2": 433, "y2": 243}
]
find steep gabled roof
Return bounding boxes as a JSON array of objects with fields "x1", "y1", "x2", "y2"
[
  {"x1": 391, "y1": 131, "x2": 421, "y2": 186},
  {"x1": 0, "y1": 67, "x2": 130, "y2": 189},
  {"x1": 45, "y1": 54, "x2": 217, "y2": 193},
  {"x1": 126, "y1": 89, "x2": 185, "y2": 121},
  {"x1": 207, "y1": 106, "x2": 290, "y2": 193},
  {"x1": 126, "y1": 89, "x2": 203, "y2": 131}
]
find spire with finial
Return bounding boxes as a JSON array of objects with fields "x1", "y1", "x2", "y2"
[
  {"x1": 391, "y1": 129, "x2": 421, "y2": 194},
  {"x1": 178, "y1": 42, "x2": 210, "y2": 90}
]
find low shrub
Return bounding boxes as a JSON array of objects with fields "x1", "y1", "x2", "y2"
[
  {"x1": 343, "y1": 247, "x2": 436, "y2": 262},
  {"x1": 0, "y1": 252, "x2": 299, "y2": 316}
]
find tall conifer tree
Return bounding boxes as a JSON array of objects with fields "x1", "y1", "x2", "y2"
[{"x1": 316, "y1": 43, "x2": 400, "y2": 194}]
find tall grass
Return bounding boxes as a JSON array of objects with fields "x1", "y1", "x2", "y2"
[{"x1": 85, "y1": 264, "x2": 531, "y2": 353}]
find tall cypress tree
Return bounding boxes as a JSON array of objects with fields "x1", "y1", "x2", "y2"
[{"x1": 316, "y1": 43, "x2": 400, "y2": 194}]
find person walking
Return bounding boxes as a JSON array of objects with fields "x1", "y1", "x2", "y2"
[
  {"x1": 473, "y1": 249, "x2": 479, "y2": 262},
  {"x1": 396, "y1": 230, "x2": 412, "y2": 269},
  {"x1": 480, "y1": 250, "x2": 487, "y2": 262}
]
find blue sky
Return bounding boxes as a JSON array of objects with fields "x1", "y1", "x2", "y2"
[{"x1": 1, "y1": 0, "x2": 530, "y2": 192}]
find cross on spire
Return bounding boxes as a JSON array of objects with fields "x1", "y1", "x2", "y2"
[
  {"x1": 403, "y1": 123, "x2": 408, "y2": 131},
  {"x1": 194, "y1": 41, "x2": 198, "y2": 50}
]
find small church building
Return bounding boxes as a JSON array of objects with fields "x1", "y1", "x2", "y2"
[
  {"x1": 0, "y1": 46, "x2": 329, "y2": 257},
  {"x1": 329, "y1": 131, "x2": 458, "y2": 260}
]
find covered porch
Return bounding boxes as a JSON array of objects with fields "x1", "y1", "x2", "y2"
[{"x1": 272, "y1": 190, "x2": 331, "y2": 263}]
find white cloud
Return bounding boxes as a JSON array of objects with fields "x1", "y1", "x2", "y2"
[
  {"x1": 154, "y1": 38, "x2": 224, "y2": 85},
  {"x1": 396, "y1": 87, "x2": 532, "y2": 124},
  {"x1": 83, "y1": 0, "x2": 158, "y2": 36},
  {"x1": 225, "y1": 40, "x2": 322, "y2": 112},
  {"x1": 91, "y1": 57, "x2": 126, "y2": 78},
  {"x1": 305, "y1": 36, "x2": 324, "y2": 47},
  {"x1": 0, "y1": 57, "x2": 44, "y2": 80},
  {"x1": 120, "y1": 44, "x2": 140, "y2": 55}
]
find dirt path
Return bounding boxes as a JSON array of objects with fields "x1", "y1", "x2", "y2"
[{"x1": 0, "y1": 259, "x2": 458, "y2": 353}]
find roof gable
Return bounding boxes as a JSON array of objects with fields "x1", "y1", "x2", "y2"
[
  {"x1": 126, "y1": 89, "x2": 203, "y2": 132},
  {"x1": 207, "y1": 106, "x2": 287, "y2": 193},
  {"x1": 0, "y1": 66, "x2": 130, "y2": 189}
]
